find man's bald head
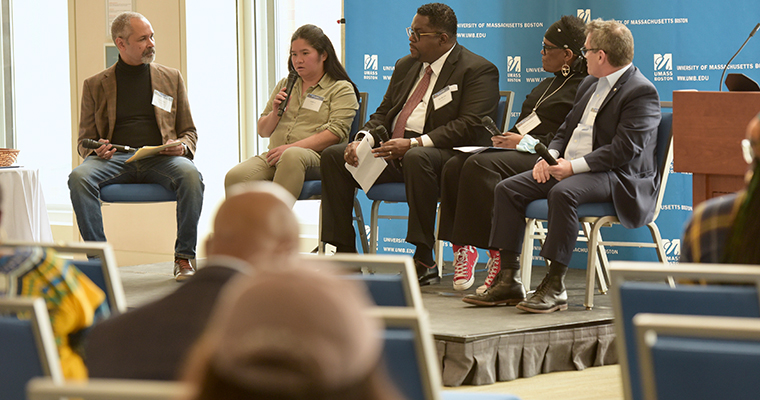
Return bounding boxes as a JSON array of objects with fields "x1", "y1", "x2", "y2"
[{"x1": 207, "y1": 183, "x2": 299, "y2": 268}]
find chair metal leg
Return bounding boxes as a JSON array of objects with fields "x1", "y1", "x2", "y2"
[
  {"x1": 434, "y1": 203, "x2": 443, "y2": 276},
  {"x1": 585, "y1": 216, "x2": 616, "y2": 310},
  {"x1": 582, "y1": 222, "x2": 609, "y2": 295},
  {"x1": 520, "y1": 218, "x2": 537, "y2": 290},
  {"x1": 369, "y1": 200, "x2": 381, "y2": 254},
  {"x1": 353, "y1": 198, "x2": 369, "y2": 254},
  {"x1": 647, "y1": 221, "x2": 675, "y2": 286}
]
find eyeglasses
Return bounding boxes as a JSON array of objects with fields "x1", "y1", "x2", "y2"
[
  {"x1": 406, "y1": 27, "x2": 441, "y2": 42},
  {"x1": 742, "y1": 138, "x2": 756, "y2": 164},
  {"x1": 541, "y1": 43, "x2": 562, "y2": 53},
  {"x1": 580, "y1": 47, "x2": 601, "y2": 56}
]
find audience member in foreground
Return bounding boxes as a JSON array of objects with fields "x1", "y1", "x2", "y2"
[
  {"x1": 0, "y1": 184, "x2": 106, "y2": 379},
  {"x1": 182, "y1": 266, "x2": 406, "y2": 400},
  {"x1": 84, "y1": 182, "x2": 299, "y2": 380},
  {"x1": 681, "y1": 112, "x2": 760, "y2": 264},
  {"x1": 485, "y1": 19, "x2": 661, "y2": 313}
]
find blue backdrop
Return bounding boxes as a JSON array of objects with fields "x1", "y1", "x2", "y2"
[{"x1": 343, "y1": 1, "x2": 760, "y2": 268}]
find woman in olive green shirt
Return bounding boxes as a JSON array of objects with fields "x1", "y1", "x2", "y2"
[{"x1": 225, "y1": 24, "x2": 360, "y2": 198}]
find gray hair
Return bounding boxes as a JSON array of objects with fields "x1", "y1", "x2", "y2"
[
  {"x1": 111, "y1": 11, "x2": 147, "y2": 44},
  {"x1": 585, "y1": 19, "x2": 634, "y2": 68}
]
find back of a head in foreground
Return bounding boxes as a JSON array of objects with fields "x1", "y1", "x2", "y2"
[
  {"x1": 182, "y1": 265, "x2": 406, "y2": 400},
  {"x1": 207, "y1": 182, "x2": 300, "y2": 269}
]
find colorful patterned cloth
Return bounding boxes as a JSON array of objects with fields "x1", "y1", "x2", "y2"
[
  {"x1": 1, "y1": 247, "x2": 106, "y2": 379},
  {"x1": 681, "y1": 191, "x2": 746, "y2": 263}
]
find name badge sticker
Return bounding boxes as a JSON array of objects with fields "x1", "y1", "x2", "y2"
[
  {"x1": 515, "y1": 111, "x2": 542, "y2": 135},
  {"x1": 152, "y1": 90, "x2": 173, "y2": 113},
  {"x1": 302, "y1": 93, "x2": 325, "y2": 112},
  {"x1": 432, "y1": 86, "x2": 453, "y2": 110}
]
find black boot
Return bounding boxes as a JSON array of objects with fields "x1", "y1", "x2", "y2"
[
  {"x1": 415, "y1": 259, "x2": 440, "y2": 286},
  {"x1": 462, "y1": 269, "x2": 526, "y2": 306},
  {"x1": 516, "y1": 272, "x2": 568, "y2": 313}
]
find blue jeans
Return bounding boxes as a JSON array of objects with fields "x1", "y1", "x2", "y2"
[{"x1": 68, "y1": 153, "x2": 204, "y2": 259}]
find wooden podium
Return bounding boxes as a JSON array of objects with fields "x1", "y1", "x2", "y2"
[{"x1": 672, "y1": 91, "x2": 760, "y2": 207}]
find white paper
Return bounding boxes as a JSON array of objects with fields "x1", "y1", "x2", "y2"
[
  {"x1": 454, "y1": 146, "x2": 516, "y2": 154},
  {"x1": 152, "y1": 90, "x2": 173, "y2": 112},
  {"x1": 345, "y1": 135, "x2": 388, "y2": 192},
  {"x1": 515, "y1": 111, "x2": 541, "y2": 135}
]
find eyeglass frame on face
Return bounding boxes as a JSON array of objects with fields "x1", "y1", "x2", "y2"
[
  {"x1": 541, "y1": 43, "x2": 563, "y2": 54},
  {"x1": 580, "y1": 46, "x2": 602, "y2": 57},
  {"x1": 406, "y1": 26, "x2": 441, "y2": 42}
]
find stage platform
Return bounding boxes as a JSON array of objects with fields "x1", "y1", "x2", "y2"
[{"x1": 118, "y1": 260, "x2": 617, "y2": 387}]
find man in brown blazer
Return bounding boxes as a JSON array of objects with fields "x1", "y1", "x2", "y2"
[{"x1": 68, "y1": 12, "x2": 203, "y2": 281}]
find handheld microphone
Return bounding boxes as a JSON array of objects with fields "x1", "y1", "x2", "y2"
[
  {"x1": 369, "y1": 125, "x2": 390, "y2": 147},
  {"x1": 277, "y1": 70, "x2": 299, "y2": 116},
  {"x1": 535, "y1": 143, "x2": 557, "y2": 165},
  {"x1": 481, "y1": 115, "x2": 502, "y2": 136},
  {"x1": 719, "y1": 23, "x2": 760, "y2": 91},
  {"x1": 82, "y1": 138, "x2": 136, "y2": 153}
]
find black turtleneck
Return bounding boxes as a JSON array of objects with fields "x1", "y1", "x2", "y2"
[{"x1": 111, "y1": 57, "x2": 163, "y2": 148}]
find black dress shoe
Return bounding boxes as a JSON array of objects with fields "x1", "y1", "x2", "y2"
[
  {"x1": 462, "y1": 269, "x2": 526, "y2": 306},
  {"x1": 516, "y1": 273, "x2": 568, "y2": 313},
  {"x1": 415, "y1": 259, "x2": 440, "y2": 286}
]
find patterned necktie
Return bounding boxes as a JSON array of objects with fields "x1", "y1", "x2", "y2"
[{"x1": 392, "y1": 66, "x2": 433, "y2": 139}]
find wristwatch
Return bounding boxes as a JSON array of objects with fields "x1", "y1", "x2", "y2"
[{"x1": 410, "y1": 137, "x2": 421, "y2": 148}]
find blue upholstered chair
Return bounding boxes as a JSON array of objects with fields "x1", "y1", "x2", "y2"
[
  {"x1": 371, "y1": 307, "x2": 521, "y2": 400},
  {"x1": 634, "y1": 313, "x2": 760, "y2": 400},
  {"x1": 99, "y1": 183, "x2": 176, "y2": 203},
  {"x1": 0, "y1": 297, "x2": 63, "y2": 400},
  {"x1": 496, "y1": 90, "x2": 515, "y2": 132},
  {"x1": 520, "y1": 112, "x2": 674, "y2": 310},
  {"x1": 306, "y1": 253, "x2": 422, "y2": 309},
  {"x1": 27, "y1": 377, "x2": 191, "y2": 400},
  {"x1": 1, "y1": 241, "x2": 127, "y2": 314},
  {"x1": 610, "y1": 261, "x2": 760, "y2": 400},
  {"x1": 303, "y1": 92, "x2": 370, "y2": 253}
]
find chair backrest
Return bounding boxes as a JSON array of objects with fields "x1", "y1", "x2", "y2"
[
  {"x1": 368, "y1": 307, "x2": 442, "y2": 400},
  {"x1": 651, "y1": 112, "x2": 674, "y2": 222},
  {"x1": 496, "y1": 90, "x2": 515, "y2": 132},
  {"x1": 610, "y1": 261, "x2": 760, "y2": 400},
  {"x1": 302, "y1": 253, "x2": 423, "y2": 310},
  {"x1": 349, "y1": 92, "x2": 369, "y2": 141},
  {"x1": 634, "y1": 313, "x2": 760, "y2": 400},
  {"x1": 1, "y1": 241, "x2": 127, "y2": 314},
  {"x1": 27, "y1": 377, "x2": 192, "y2": 400},
  {"x1": 0, "y1": 297, "x2": 63, "y2": 400}
]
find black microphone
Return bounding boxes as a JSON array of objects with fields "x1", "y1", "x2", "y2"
[
  {"x1": 720, "y1": 23, "x2": 760, "y2": 91},
  {"x1": 481, "y1": 115, "x2": 502, "y2": 136},
  {"x1": 535, "y1": 143, "x2": 557, "y2": 165},
  {"x1": 277, "y1": 70, "x2": 299, "y2": 116},
  {"x1": 82, "y1": 138, "x2": 136, "y2": 153},
  {"x1": 369, "y1": 125, "x2": 390, "y2": 147}
]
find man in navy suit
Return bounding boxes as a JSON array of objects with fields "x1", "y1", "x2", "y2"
[
  {"x1": 475, "y1": 19, "x2": 661, "y2": 313},
  {"x1": 320, "y1": 3, "x2": 499, "y2": 285}
]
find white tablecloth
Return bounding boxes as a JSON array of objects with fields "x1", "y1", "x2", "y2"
[{"x1": 0, "y1": 168, "x2": 53, "y2": 242}]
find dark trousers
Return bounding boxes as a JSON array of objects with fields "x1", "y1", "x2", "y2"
[
  {"x1": 438, "y1": 150, "x2": 539, "y2": 249},
  {"x1": 489, "y1": 170, "x2": 612, "y2": 266},
  {"x1": 320, "y1": 142, "x2": 456, "y2": 251}
]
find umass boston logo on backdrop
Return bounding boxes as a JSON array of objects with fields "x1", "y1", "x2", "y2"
[{"x1": 654, "y1": 53, "x2": 673, "y2": 81}]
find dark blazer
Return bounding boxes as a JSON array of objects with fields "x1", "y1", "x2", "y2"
[
  {"x1": 363, "y1": 44, "x2": 500, "y2": 148},
  {"x1": 549, "y1": 66, "x2": 661, "y2": 228},
  {"x1": 84, "y1": 266, "x2": 239, "y2": 380}
]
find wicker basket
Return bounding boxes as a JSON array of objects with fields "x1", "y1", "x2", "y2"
[{"x1": 0, "y1": 148, "x2": 20, "y2": 167}]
